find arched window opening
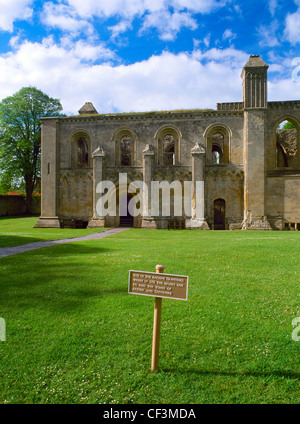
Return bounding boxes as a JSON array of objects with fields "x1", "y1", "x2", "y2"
[
  {"x1": 211, "y1": 133, "x2": 224, "y2": 164},
  {"x1": 163, "y1": 135, "x2": 175, "y2": 165},
  {"x1": 156, "y1": 127, "x2": 180, "y2": 166},
  {"x1": 120, "y1": 136, "x2": 133, "y2": 166},
  {"x1": 276, "y1": 120, "x2": 298, "y2": 168},
  {"x1": 77, "y1": 136, "x2": 89, "y2": 167},
  {"x1": 114, "y1": 129, "x2": 136, "y2": 167}
]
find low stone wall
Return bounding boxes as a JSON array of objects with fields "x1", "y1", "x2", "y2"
[{"x1": 0, "y1": 195, "x2": 40, "y2": 216}]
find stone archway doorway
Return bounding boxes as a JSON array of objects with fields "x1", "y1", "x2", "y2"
[
  {"x1": 214, "y1": 198, "x2": 226, "y2": 230},
  {"x1": 119, "y1": 193, "x2": 134, "y2": 227}
]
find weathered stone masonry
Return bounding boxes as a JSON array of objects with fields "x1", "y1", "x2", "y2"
[{"x1": 36, "y1": 55, "x2": 300, "y2": 230}]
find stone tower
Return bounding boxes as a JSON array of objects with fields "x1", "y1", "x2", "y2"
[
  {"x1": 242, "y1": 55, "x2": 271, "y2": 229},
  {"x1": 241, "y1": 54, "x2": 268, "y2": 109}
]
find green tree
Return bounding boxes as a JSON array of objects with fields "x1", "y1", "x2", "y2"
[
  {"x1": 0, "y1": 87, "x2": 63, "y2": 213},
  {"x1": 282, "y1": 121, "x2": 296, "y2": 130}
]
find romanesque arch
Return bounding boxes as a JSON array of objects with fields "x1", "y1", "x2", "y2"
[
  {"x1": 112, "y1": 128, "x2": 137, "y2": 167},
  {"x1": 70, "y1": 130, "x2": 92, "y2": 168},
  {"x1": 154, "y1": 125, "x2": 182, "y2": 166},
  {"x1": 273, "y1": 116, "x2": 300, "y2": 169},
  {"x1": 203, "y1": 124, "x2": 232, "y2": 165}
]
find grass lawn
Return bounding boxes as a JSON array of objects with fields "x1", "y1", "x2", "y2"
[
  {"x1": 0, "y1": 216, "x2": 107, "y2": 248},
  {"x1": 0, "y1": 221, "x2": 299, "y2": 404}
]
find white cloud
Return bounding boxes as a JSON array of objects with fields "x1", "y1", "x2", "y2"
[
  {"x1": 0, "y1": 40, "x2": 245, "y2": 114},
  {"x1": 269, "y1": 78, "x2": 300, "y2": 102},
  {"x1": 203, "y1": 34, "x2": 211, "y2": 47},
  {"x1": 0, "y1": 0, "x2": 34, "y2": 32},
  {"x1": 109, "y1": 20, "x2": 133, "y2": 40},
  {"x1": 63, "y1": 0, "x2": 163, "y2": 19},
  {"x1": 40, "y1": 0, "x2": 232, "y2": 46},
  {"x1": 140, "y1": 10, "x2": 198, "y2": 41},
  {"x1": 193, "y1": 47, "x2": 248, "y2": 70},
  {"x1": 41, "y1": 2, "x2": 94, "y2": 36},
  {"x1": 268, "y1": 0, "x2": 278, "y2": 17},
  {"x1": 284, "y1": 8, "x2": 300, "y2": 45},
  {"x1": 0, "y1": 38, "x2": 297, "y2": 117},
  {"x1": 66, "y1": 0, "x2": 227, "y2": 19},
  {"x1": 42, "y1": 0, "x2": 229, "y2": 43},
  {"x1": 64, "y1": 39, "x2": 117, "y2": 62},
  {"x1": 222, "y1": 29, "x2": 236, "y2": 42},
  {"x1": 257, "y1": 20, "x2": 280, "y2": 47}
]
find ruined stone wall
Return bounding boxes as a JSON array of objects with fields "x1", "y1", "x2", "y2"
[
  {"x1": 55, "y1": 110, "x2": 244, "y2": 227},
  {"x1": 264, "y1": 102, "x2": 300, "y2": 228},
  {"x1": 206, "y1": 165, "x2": 244, "y2": 229},
  {"x1": 266, "y1": 101, "x2": 300, "y2": 170},
  {"x1": 266, "y1": 175, "x2": 300, "y2": 227}
]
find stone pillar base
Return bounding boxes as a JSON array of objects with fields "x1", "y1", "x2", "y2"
[
  {"x1": 34, "y1": 216, "x2": 61, "y2": 228},
  {"x1": 242, "y1": 216, "x2": 272, "y2": 230},
  {"x1": 142, "y1": 218, "x2": 158, "y2": 229},
  {"x1": 87, "y1": 217, "x2": 106, "y2": 228},
  {"x1": 185, "y1": 219, "x2": 210, "y2": 230}
]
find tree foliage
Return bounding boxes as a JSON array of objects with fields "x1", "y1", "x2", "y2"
[
  {"x1": 282, "y1": 120, "x2": 296, "y2": 130},
  {"x1": 0, "y1": 87, "x2": 63, "y2": 212}
]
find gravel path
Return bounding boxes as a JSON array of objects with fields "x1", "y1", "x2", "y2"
[{"x1": 0, "y1": 227, "x2": 129, "y2": 259}]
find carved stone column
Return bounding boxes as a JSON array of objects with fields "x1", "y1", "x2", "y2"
[
  {"x1": 141, "y1": 144, "x2": 156, "y2": 228},
  {"x1": 186, "y1": 143, "x2": 209, "y2": 229},
  {"x1": 87, "y1": 146, "x2": 106, "y2": 228}
]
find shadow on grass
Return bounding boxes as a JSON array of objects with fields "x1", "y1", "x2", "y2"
[
  {"x1": 161, "y1": 367, "x2": 300, "y2": 380},
  {"x1": 0, "y1": 243, "x2": 127, "y2": 314},
  {"x1": 0, "y1": 229, "x2": 109, "y2": 249},
  {"x1": 0, "y1": 234, "x2": 50, "y2": 248}
]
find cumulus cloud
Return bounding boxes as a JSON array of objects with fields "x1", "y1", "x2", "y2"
[
  {"x1": 41, "y1": 2, "x2": 94, "y2": 36},
  {"x1": 269, "y1": 77, "x2": 300, "y2": 101},
  {"x1": 0, "y1": 36, "x2": 298, "y2": 116},
  {"x1": 140, "y1": 10, "x2": 198, "y2": 41},
  {"x1": 222, "y1": 29, "x2": 236, "y2": 43},
  {"x1": 284, "y1": 7, "x2": 300, "y2": 45},
  {"x1": 41, "y1": 0, "x2": 229, "y2": 43},
  {"x1": 257, "y1": 20, "x2": 280, "y2": 47},
  {"x1": 65, "y1": 0, "x2": 227, "y2": 19},
  {"x1": 0, "y1": 40, "x2": 245, "y2": 114},
  {"x1": 63, "y1": 38, "x2": 117, "y2": 62},
  {"x1": 0, "y1": 0, "x2": 34, "y2": 32},
  {"x1": 109, "y1": 20, "x2": 133, "y2": 41}
]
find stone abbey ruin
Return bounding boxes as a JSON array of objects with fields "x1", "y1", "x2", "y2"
[{"x1": 36, "y1": 55, "x2": 300, "y2": 230}]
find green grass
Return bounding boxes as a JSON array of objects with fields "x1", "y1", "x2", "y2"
[
  {"x1": 0, "y1": 222, "x2": 299, "y2": 404},
  {"x1": 0, "y1": 216, "x2": 106, "y2": 248}
]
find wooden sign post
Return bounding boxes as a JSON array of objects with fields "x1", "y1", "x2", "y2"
[
  {"x1": 151, "y1": 264, "x2": 164, "y2": 372},
  {"x1": 128, "y1": 265, "x2": 188, "y2": 372}
]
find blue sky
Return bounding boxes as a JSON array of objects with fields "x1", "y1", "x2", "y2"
[{"x1": 0, "y1": 0, "x2": 299, "y2": 114}]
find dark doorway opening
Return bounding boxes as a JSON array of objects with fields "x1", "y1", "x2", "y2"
[
  {"x1": 214, "y1": 198, "x2": 226, "y2": 230},
  {"x1": 119, "y1": 194, "x2": 134, "y2": 227}
]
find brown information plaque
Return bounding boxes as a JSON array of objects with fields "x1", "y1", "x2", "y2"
[{"x1": 128, "y1": 270, "x2": 188, "y2": 301}]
